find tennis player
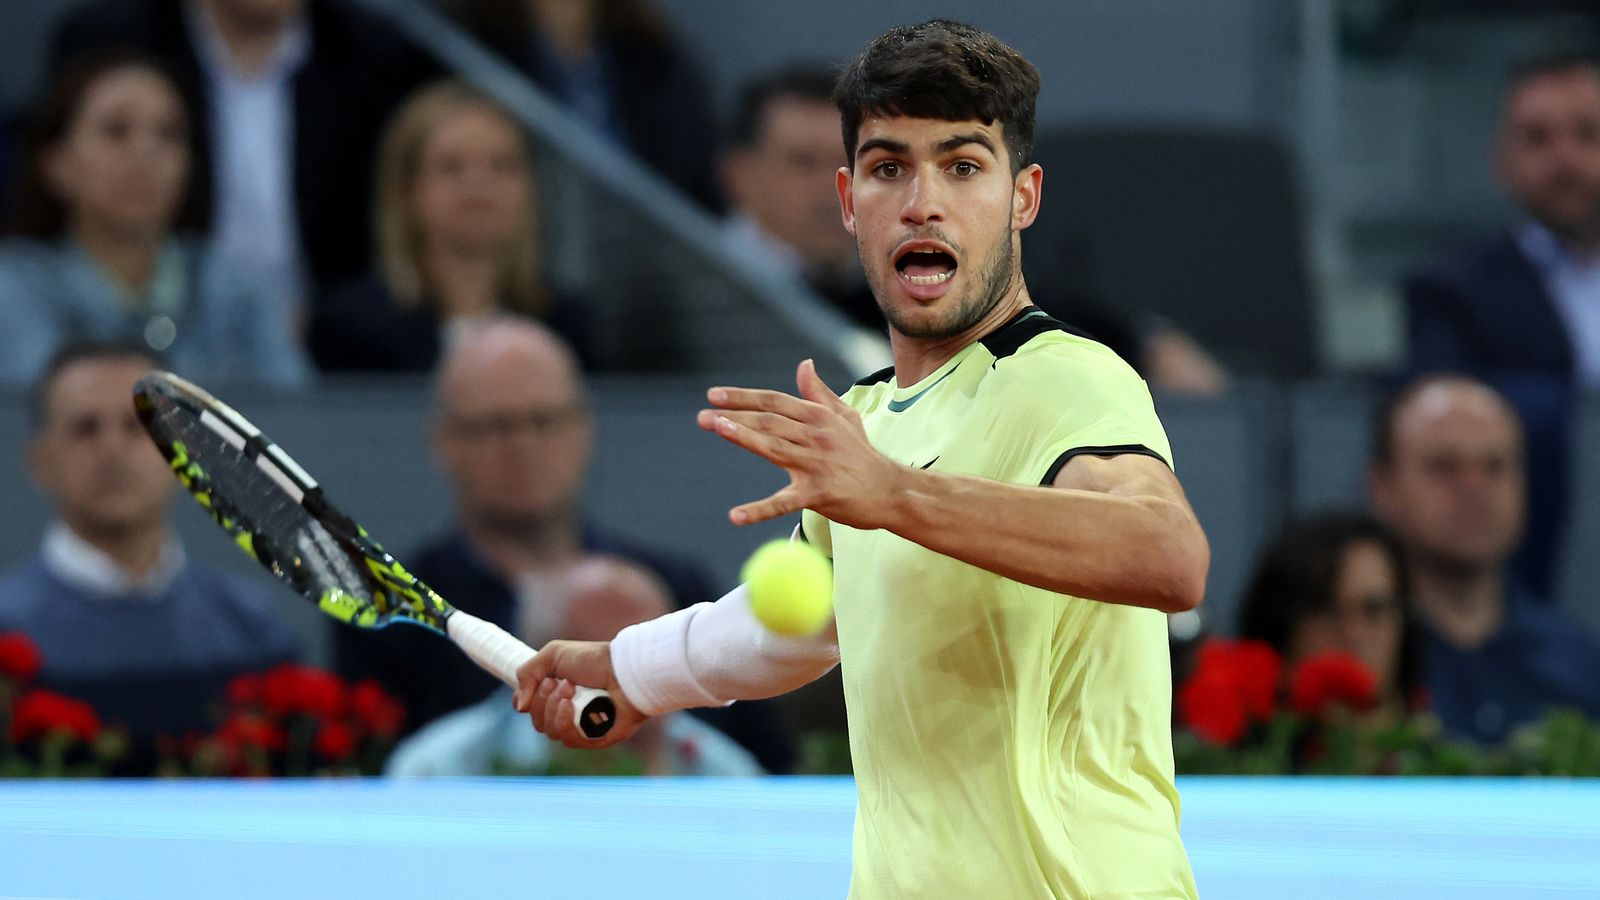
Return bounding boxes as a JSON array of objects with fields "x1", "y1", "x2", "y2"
[{"x1": 518, "y1": 19, "x2": 1206, "y2": 898}]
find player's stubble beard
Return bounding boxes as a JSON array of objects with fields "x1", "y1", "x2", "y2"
[{"x1": 864, "y1": 218, "x2": 1018, "y2": 341}]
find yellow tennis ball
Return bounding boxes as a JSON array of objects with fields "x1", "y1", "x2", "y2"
[{"x1": 741, "y1": 539, "x2": 834, "y2": 637}]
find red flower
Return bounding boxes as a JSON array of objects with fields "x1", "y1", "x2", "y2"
[
  {"x1": 0, "y1": 632, "x2": 43, "y2": 682},
  {"x1": 349, "y1": 680, "x2": 405, "y2": 738},
  {"x1": 1289, "y1": 651, "x2": 1378, "y2": 719},
  {"x1": 313, "y1": 720, "x2": 356, "y2": 760},
  {"x1": 261, "y1": 664, "x2": 346, "y2": 720},
  {"x1": 11, "y1": 689, "x2": 100, "y2": 743},
  {"x1": 227, "y1": 673, "x2": 264, "y2": 707},
  {"x1": 1178, "y1": 670, "x2": 1249, "y2": 745},
  {"x1": 217, "y1": 712, "x2": 287, "y2": 753},
  {"x1": 1177, "y1": 639, "x2": 1283, "y2": 746}
]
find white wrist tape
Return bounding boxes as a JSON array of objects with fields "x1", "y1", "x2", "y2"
[
  {"x1": 610, "y1": 603, "x2": 726, "y2": 716},
  {"x1": 610, "y1": 582, "x2": 840, "y2": 716}
]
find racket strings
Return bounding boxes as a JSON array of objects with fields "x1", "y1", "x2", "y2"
[{"x1": 147, "y1": 395, "x2": 376, "y2": 607}]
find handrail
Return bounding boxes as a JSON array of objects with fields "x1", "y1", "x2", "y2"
[{"x1": 350, "y1": 0, "x2": 886, "y2": 378}]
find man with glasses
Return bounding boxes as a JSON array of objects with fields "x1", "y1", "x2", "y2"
[{"x1": 334, "y1": 317, "x2": 795, "y2": 771}]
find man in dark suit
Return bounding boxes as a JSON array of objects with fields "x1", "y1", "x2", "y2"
[
  {"x1": 1403, "y1": 53, "x2": 1600, "y2": 596},
  {"x1": 50, "y1": 0, "x2": 434, "y2": 300}
]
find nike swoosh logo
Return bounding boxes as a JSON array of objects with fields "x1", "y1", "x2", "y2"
[
  {"x1": 886, "y1": 367, "x2": 958, "y2": 412},
  {"x1": 918, "y1": 456, "x2": 939, "y2": 470}
]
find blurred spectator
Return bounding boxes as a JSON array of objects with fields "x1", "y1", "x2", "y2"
[
  {"x1": 1237, "y1": 511, "x2": 1421, "y2": 722},
  {"x1": 50, "y1": 0, "x2": 433, "y2": 302},
  {"x1": 720, "y1": 61, "x2": 1227, "y2": 395},
  {"x1": 721, "y1": 64, "x2": 875, "y2": 332},
  {"x1": 386, "y1": 556, "x2": 763, "y2": 776},
  {"x1": 1401, "y1": 52, "x2": 1600, "y2": 595},
  {"x1": 453, "y1": 0, "x2": 720, "y2": 209},
  {"x1": 334, "y1": 316, "x2": 796, "y2": 771},
  {"x1": 1368, "y1": 375, "x2": 1600, "y2": 745},
  {"x1": 0, "y1": 53, "x2": 309, "y2": 389},
  {"x1": 0, "y1": 342, "x2": 298, "y2": 746},
  {"x1": 308, "y1": 80, "x2": 591, "y2": 372}
]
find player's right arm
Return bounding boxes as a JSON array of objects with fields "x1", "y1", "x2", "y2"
[{"x1": 515, "y1": 582, "x2": 840, "y2": 748}]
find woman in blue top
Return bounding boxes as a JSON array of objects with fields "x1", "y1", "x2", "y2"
[{"x1": 0, "y1": 51, "x2": 309, "y2": 389}]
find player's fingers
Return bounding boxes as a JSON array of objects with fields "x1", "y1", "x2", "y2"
[
  {"x1": 795, "y1": 359, "x2": 845, "y2": 409},
  {"x1": 513, "y1": 654, "x2": 556, "y2": 712},
  {"x1": 699, "y1": 408, "x2": 814, "y2": 447},
  {"x1": 525, "y1": 676, "x2": 558, "y2": 732},
  {"x1": 731, "y1": 486, "x2": 806, "y2": 526},
  {"x1": 552, "y1": 696, "x2": 580, "y2": 747},
  {"x1": 705, "y1": 412, "x2": 819, "y2": 469},
  {"x1": 707, "y1": 385, "x2": 824, "y2": 423},
  {"x1": 541, "y1": 680, "x2": 578, "y2": 743}
]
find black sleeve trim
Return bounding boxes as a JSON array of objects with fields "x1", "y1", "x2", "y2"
[
  {"x1": 979, "y1": 306, "x2": 1098, "y2": 361},
  {"x1": 1040, "y1": 443, "x2": 1171, "y2": 485}
]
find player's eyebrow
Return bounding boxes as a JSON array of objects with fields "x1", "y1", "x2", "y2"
[
  {"x1": 934, "y1": 132, "x2": 996, "y2": 157},
  {"x1": 855, "y1": 137, "x2": 910, "y2": 160}
]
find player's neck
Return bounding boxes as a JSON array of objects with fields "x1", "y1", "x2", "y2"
[{"x1": 888, "y1": 281, "x2": 1033, "y2": 385}]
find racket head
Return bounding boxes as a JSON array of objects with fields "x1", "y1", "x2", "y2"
[{"x1": 132, "y1": 371, "x2": 451, "y2": 634}]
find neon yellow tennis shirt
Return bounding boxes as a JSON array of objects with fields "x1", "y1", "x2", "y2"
[{"x1": 802, "y1": 307, "x2": 1197, "y2": 899}]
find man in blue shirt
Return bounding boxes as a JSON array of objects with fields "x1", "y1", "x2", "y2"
[
  {"x1": 0, "y1": 342, "x2": 298, "y2": 750},
  {"x1": 1369, "y1": 374, "x2": 1600, "y2": 745}
]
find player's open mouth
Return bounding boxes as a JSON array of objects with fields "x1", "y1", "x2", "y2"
[{"x1": 893, "y1": 242, "x2": 959, "y2": 297}]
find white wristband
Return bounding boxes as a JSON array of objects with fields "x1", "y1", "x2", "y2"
[
  {"x1": 611, "y1": 603, "x2": 729, "y2": 716},
  {"x1": 610, "y1": 582, "x2": 840, "y2": 717}
]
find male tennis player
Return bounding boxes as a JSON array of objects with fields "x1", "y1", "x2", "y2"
[{"x1": 518, "y1": 20, "x2": 1206, "y2": 898}]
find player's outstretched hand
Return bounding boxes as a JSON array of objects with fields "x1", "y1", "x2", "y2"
[
  {"x1": 514, "y1": 640, "x2": 648, "y2": 749},
  {"x1": 700, "y1": 358, "x2": 904, "y2": 528}
]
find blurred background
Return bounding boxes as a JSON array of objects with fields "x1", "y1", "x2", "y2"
[{"x1": 0, "y1": 0, "x2": 1597, "y2": 789}]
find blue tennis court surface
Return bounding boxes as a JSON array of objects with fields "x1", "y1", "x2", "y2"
[{"x1": 2, "y1": 777, "x2": 1597, "y2": 898}]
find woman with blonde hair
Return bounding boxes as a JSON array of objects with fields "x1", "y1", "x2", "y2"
[{"x1": 310, "y1": 80, "x2": 589, "y2": 371}]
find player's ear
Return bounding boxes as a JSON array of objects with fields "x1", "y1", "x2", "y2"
[
  {"x1": 836, "y1": 166, "x2": 857, "y2": 236},
  {"x1": 1012, "y1": 162, "x2": 1042, "y2": 230}
]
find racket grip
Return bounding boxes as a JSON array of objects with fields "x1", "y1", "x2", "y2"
[{"x1": 446, "y1": 611, "x2": 616, "y2": 739}]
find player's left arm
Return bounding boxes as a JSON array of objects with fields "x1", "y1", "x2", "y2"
[
  {"x1": 704, "y1": 360, "x2": 1208, "y2": 613},
  {"x1": 891, "y1": 451, "x2": 1208, "y2": 613}
]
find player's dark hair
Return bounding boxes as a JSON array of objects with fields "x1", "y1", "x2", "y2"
[
  {"x1": 728, "y1": 62, "x2": 839, "y2": 150},
  {"x1": 30, "y1": 340, "x2": 162, "y2": 431},
  {"x1": 833, "y1": 19, "x2": 1040, "y2": 175},
  {"x1": 1236, "y1": 510, "x2": 1422, "y2": 710}
]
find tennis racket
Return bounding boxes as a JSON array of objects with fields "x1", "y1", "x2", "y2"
[{"x1": 131, "y1": 371, "x2": 615, "y2": 739}]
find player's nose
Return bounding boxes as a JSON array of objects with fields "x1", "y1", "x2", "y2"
[{"x1": 899, "y1": 172, "x2": 947, "y2": 226}]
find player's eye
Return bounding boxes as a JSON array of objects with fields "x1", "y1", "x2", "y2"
[
  {"x1": 874, "y1": 161, "x2": 903, "y2": 179},
  {"x1": 951, "y1": 161, "x2": 980, "y2": 177}
]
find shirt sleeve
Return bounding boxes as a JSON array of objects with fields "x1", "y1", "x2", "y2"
[{"x1": 989, "y1": 340, "x2": 1174, "y2": 486}]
